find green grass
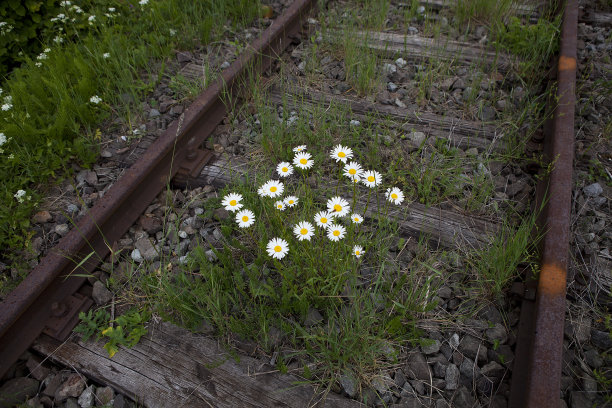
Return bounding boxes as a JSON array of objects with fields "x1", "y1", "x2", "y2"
[{"x1": 0, "y1": 0, "x2": 261, "y2": 280}]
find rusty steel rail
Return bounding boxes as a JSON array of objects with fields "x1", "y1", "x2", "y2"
[
  {"x1": 509, "y1": 0, "x2": 578, "y2": 407},
  {"x1": 0, "y1": 0, "x2": 316, "y2": 377}
]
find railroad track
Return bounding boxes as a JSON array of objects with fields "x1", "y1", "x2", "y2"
[{"x1": 0, "y1": 0, "x2": 593, "y2": 407}]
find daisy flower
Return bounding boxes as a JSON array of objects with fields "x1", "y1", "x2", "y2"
[
  {"x1": 235, "y1": 209, "x2": 255, "y2": 228},
  {"x1": 343, "y1": 161, "x2": 363, "y2": 179},
  {"x1": 259, "y1": 180, "x2": 284, "y2": 198},
  {"x1": 314, "y1": 211, "x2": 333, "y2": 229},
  {"x1": 293, "y1": 145, "x2": 307, "y2": 153},
  {"x1": 222, "y1": 193, "x2": 243, "y2": 212},
  {"x1": 385, "y1": 187, "x2": 405, "y2": 205},
  {"x1": 274, "y1": 200, "x2": 286, "y2": 211},
  {"x1": 293, "y1": 152, "x2": 313, "y2": 170},
  {"x1": 330, "y1": 144, "x2": 353, "y2": 163},
  {"x1": 362, "y1": 170, "x2": 382, "y2": 188},
  {"x1": 327, "y1": 224, "x2": 346, "y2": 242},
  {"x1": 327, "y1": 196, "x2": 350, "y2": 218},
  {"x1": 353, "y1": 245, "x2": 365, "y2": 258},
  {"x1": 276, "y1": 162, "x2": 293, "y2": 178},
  {"x1": 350, "y1": 213, "x2": 364, "y2": 224},
  {"x1": 284, "y1": 196, "x2": 298, "y2": 207},
  {"x1": 293, "y1": 221, "x2": 315, "y2": 241},
  {"x1": 267, "y1": 237, "x2": 289, "y2": 260}
]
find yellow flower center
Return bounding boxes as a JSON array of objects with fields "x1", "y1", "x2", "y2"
[
  {"x1": 242, "y1": 216, "x2": 249, "y2": 222},
  {"x1": 288, "y1": 200, "x2": 294, "y2": 204},
  {"x1": 270, "y1": 186, "x2": 277, "y2": 192},
  {"x1": 333, "y1": 204, "x2": 342, "y2": 212},
  {"x1": 274, "y1": 245, "x2": 282, "y2": 252},
  {"x1": 321, "y1": 217, "x2": 327, "y2": 223},
  {"x1": 349, "y1": 168, "x2": 356, "y2": 175},
  {"x1": 354, "y1": 217, "x2": 359, "y2": 222},
  {"x1": 356, "y1": 251, "x2": 360, "y2": 255},
  {"x1": 333, "y1": 230, "x2": 340, "y2": 237},
  {"x1": 278, "y1": 205, "x2": 283, "y2": 209},
  {"x1": 368, "y1": 176, "x2": 375, "y2": 182},
  {"x1": 300, "y1": 158, "x2": 307, "y2": 165},
  {"x1": 300, "y1": 228, "x2": 308, "y2": 235},
  {"x1": 391, "y1": 193, "x2": 398, "y2": 199},
  {"x1": 229, "y1": 200, "x2": 237, "y2": 206},
  {"x1": 282, "y1": 167, "x2": 288, "y2": 172},
  {"x1": 338, "y1": 152, "x2": 346, "y2": 158}
]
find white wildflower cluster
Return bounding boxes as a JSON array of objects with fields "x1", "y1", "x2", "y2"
[
  {"x1": 105, "y1": 7, "x2": 118, "y2": 18},
  {"x1": 89, "y1": 95, "x2": 102, "y2": 104},
  {"x1": 103, "y1": 52, "x2": 110, "y2": 59},
  {"x1": 1, "y1": 95, "x2": 13, "y2": 111},
  {"x1": 139, "y1": 0, "x2": 149, "y2": 5},
  {"x1": 50, "y1": 13, "x2": 68, "y2": 23},
  {"x1": 14, "y1": 189, "x2": 30, "y2": 203},
  {"x1": 169, "y1": 29, "x2": 177, "y2": 36},
  {"x1": 0, "y1": 132, "x2": 9, "y2": 154},
  {"x1": 53, "y1": 35, "x2": 64, "y2": 44},
  {"x1": 88, "y1": 15, "x2": 96, "y2": 25},
  {"x1": 219, "y1": 144, "x2": 405, "y2": 261},
  {"x1": 0, "y1": 21, "x2": 14, "y2": 36}
]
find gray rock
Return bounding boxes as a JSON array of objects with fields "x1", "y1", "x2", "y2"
[
  {"x1": 213, "y1": 208, "x2": 229, "y2": 220},
  {"x1": 400, "y1": 381, "x2": 415, "y2": 397},
  {"x1": 478, "y1": 106, "x2": 496, "y2": 121},
  {"x1": 67, "y1": 204, "x2": 79, "y2": 214},
  {"x1": 0, "y1": 377, "x2": 39, "y2": 407},
  {"x1": 583, "y1": 348, "x2": 603, "y2": 369},
  {"x1": 338, "y1": 374, "x2": 358, "y2": 398},
  {"x1": 304, "y1": 308, "x2": 323, "y2": 327},
  {"x1": 55, "y1": 224, "x2": 70, "y2": 236},
  {"x1": 76, "y1": 170, "x2": 98, "y2": 186},
  {"x1": 408, "y1": 131, "x2": 426, "y2": 146},
  {"x1": 92, "y1": 281, "x2": 113, "y2": 305},
  {"x1": 488, "y1": 344, "x2": 514, "y2": 365},
  {"x1": 395, "y1": 98, "x2": 406, "y2": 108},
  {"x1": 459, "y1": 335, "x2": 487, "y2": 363},
  {"x1": 404, "y1": 352, "x2": 431, "y2": 381},
  {"x1": 439, "y1": 77, "x2": 456, "y2": 91},
  {"x1": 372, "y1": 374, "x2": 393, "y2": 394},
  {"x1": 135, "y1": 237, "x2": 159, "y2": 261},
  {"x1": 449, "y1": 333, "x2": 460, "y2": 349},
  {"x1": 395, "y1": 58, "x2": 407, "y2": 68},
  {"x1": 433, "y1": 362, "x2": 447, "y2": 378},
  {"x1": 297, "y1": 61, "x2": 306, "y2": 72},
  {"x1": 408, "y1": 379, "x2": 425, "y2": 395},
  {"x1": 204, "y1": 249, "x2": 217, "y2": 262},
  {"x1": 459, "y1": 357, "x2": 481, "y2": 381},
  {"x1": 452, "y1": 78, "x2": 466, "y2": 90},
  {"x1": 176, "y1": 51, "x2": 192, "y2": 63},
  {"x1": 407, "y1": 26, "x2": 418, "y2": 35},
  {"x1": 583, "y1": 183, "x2": 603, "y2": 197},
  {"x1": 570, "y1": 391, "x2": 593, "y2": 408},
  {"x1": 591, "y1": 329, "x2": 612, "y2": 350},
  {"x1": 101, "y1": 149, "x2": 113, "y2": 158},
  {"x1": 95, "y1": 386, "x2": 114, "y2": 406},
  {"x1": 64, "y1": 398, "x2": 79, "y2": 408},
  {"x1": 485, "y1": 324, "x2": 508, "y2": 344},
  {"x1": 452, "y1": 386, "x2": 479, "y2": 408},
  {"x1": 78, "y1": 385, "x2": 95, "y2": 408},
  {"x1": 32, "y1": 211, "x2": 53, "y2": 224},
  {"x1": 220, "y1": 61, "x2": 231, "y2": 70},
  {"x1": 55, "y1": 374, "x2": 86, "y2": 402},
  {"x1": 394, "y1": 370, "x2": 407, "y2": 388},
  {"x1": 421, "y1": 339, "x2": 441, "y2": 355},
  {"x1": 383, "y1": 63, "x2": 397, "y2": 75},
  {"x1": 387, "y1": 82, "x2": 398, "y2": 92},
  {"x1": 130, "y1": 248, "x2": 143, "y2": 263},
  {"x1": 148, "y1": 109, "x2": 160, "y2": 118},
  {"x1": 480, "y1": 361, "x2": 504, "y2": 380},
  {"x1": 495, "y1": 99, "x2": 508, "y2": 110},
  {"x1": 112, "y1": 394, "x2": 125, "y2": 408},
  {"x1": 476, "y1": 375, "x2": 494, "y2": 396},
  {"x1": 445, "y1": 364, "x2": 460, "y2": 390}
]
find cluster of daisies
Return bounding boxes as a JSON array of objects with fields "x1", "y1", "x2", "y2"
[{"x1": 219, "y1": 145, "x2": 404, "y2": 261}]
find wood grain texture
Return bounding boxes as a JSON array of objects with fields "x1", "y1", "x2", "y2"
[
  {"x1": 33, "y1": 322, "x2": 363, "y2": 408},
  {"x1": 175, "y1": 154, "x2": 500, "y2": 249},
  {"x1": 267, "y1": 86, "x2": 506, "y2": 152}
]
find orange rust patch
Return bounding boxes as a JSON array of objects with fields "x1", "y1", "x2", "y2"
[
  {"x1": 558, "y1": 56, "x2": 576, "y2": 72},
  {"x1": 538, "y1": 263, "x2": 567, "y2": 296}
]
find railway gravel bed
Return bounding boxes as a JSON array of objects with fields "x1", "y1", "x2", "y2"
[{"x1": 1, "y1": 1, "x2": 605, "y2": 407}]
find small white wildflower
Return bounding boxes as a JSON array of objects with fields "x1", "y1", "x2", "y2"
[
  {"x1": 362, "y1": 170, "x2": 382, "y2": 188},
  {"x1": 293, "y1": 145, "x2": 307, "y2": 153},
  {"x1": 74, "y1": 6, "x2": 83, "y2": 13},
  {"x1": 293, "y1": 152, "x2": 313, "y2": 170},
  {"x1": 221, "y1": 193, "x2": 243, "y2": 212},
  {"x1": 284, "y1": 196, "x2": 298, "y2": 207},
  {"x1": 274, "y1": 200, "x2": 286, "y2": 211},
  {"x1": 139, "y1": 0, "x2": 149, "y2": 5},
  {"x1": 53, "y1": 36, "x2": 64, "y2": 44},
  {"x1": 235, "y1": 209, "x2": 255, "y2": 228},
  {"x1": 276, "y1": 162, "x2": 293, "y2": 177},
  {"x1": 35, "y1": 62, "x2": 42, "y2": 67},
  {"x1": 330, "y1": 144, "x2": 353, "y2": 163},
  {"x1": 266, "y1": 237, "x2": 289, "y2": 260},
  {"x1": 59, "y1": 0, "x2": 71, "y2": 6},
  {"x1": 56, "y1": 13, "x2": 66, "y2": 19},
  {"x1": 1, "y1": 103, "x2": 12, "y2": 111},
  {"x1": 14, "y1": 190, "x2": 26, "y2": 203},
  {"x1": 0, "y1": 133, "x2": 7, "y2": 145},
  {"x1": 385, "y1": 187, "x2": 405, "y2": 205},
  {"x1": 89, "y1": 95, "x2": 102, "y2": 104},
  {"x1": 259, "y1": 180, "x2": 284, "y2": 198},
  {"x1": 327, "y1": 224, "x2": 346, "y2": 242},
  {"x1": 108, "y1": 7, "x2": 116, "y2": 12},
  {"x1": 44, "y1": 48, "x2": 51, "y2": 53},
  {"x1": 353, "y1": 245, "x2": 365, "y2": 258},
  {"x1": 36, "y1": 53, "x2": 47, "y2": 60},
  {"x1": 169, "y1": 29, "x2": 177, "y2": 36},
  {"x1": 293, "y1": 221, "x2": 315, "y2": 241},
  {"x1": 7, "y1": 154, "x2": 14, "y2": 159},
  {"x1": 88, "y1": 15, "x2": 96, "y2": 24},
  {"x1": 103, "y1": 52, "x2": 110, "y2": 59},
  {"x1": 350, "y1": 213, "x2": 364, "y2": 224},
  {"x1": 326, "y1": 196, "x2": 350, "y2": 218}
]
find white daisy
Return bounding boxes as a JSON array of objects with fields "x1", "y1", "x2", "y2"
[
  {"x1": 221, "y1": 193, "x2": 243, "y2": 212},
  {"x1": 385, "y1": 187, "x2": 405, "y2": 205},
  {"x1": 267, "y1": 237, "x2": 289, "y2": 260},
  {"x1": 330, "y1": 144, "x2": 353, "y2": 163},
  {"x1": 326, "y1": 224, "x2": 346, "y2": 242},
  {"x1": 284, "y1": 196, "x2": 299, "y2": 207},
  {"x1": 293, "y1": 152, "x2": 313, "y2": 170},
  {"x1": 362, "y1": 170, "x2": 382, "y2": 188},
  {"x1": 259, "y1": 180, "x2": 284, "y2": 198},
  {"x1": 343, "y1": 161, "x2": 363, "y2": 179},
  {"x1": 276, "y1": 162, "x2": 294, "y2": 178},
  {"x1": 274, "y1": 200, "x2": 286, "y2": 211},
  {"x1": 326, "y1": 196, "x2": 350, "y2": 218},
  {"x1": 350, "y1": 213, "x2": 363, "y2": 224},
  {"x1": 314, "y1": 211, "x2": 333, "y2": 229},
  {"x1": 353, "y1": 245, "x2": 365, "y2": 258},
  {"x1": 293, "y1": 221, "x2": 315, "y2": 241},
  {"x1": 235, "y1": 209, "x2": 255, "y2": 228},
  {"x1": 293, "y1": 145, "x2": 307, "y2": 153}
]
